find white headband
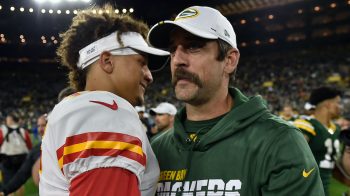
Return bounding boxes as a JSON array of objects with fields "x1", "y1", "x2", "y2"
[{"x1": 77, "y1": 31, "x2": 169, "y2": 69}]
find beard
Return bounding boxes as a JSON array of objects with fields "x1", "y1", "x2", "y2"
[{"x1": 171, "y1": 68, "x2": 210, "y2": 105}]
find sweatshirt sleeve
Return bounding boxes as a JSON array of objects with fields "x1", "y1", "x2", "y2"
[
  {"x1": 260, "y1": 127, "x2": 325, "y2": 195},
  {"x1": 2, "y1": 144, "x2": 41, "y2": 195}
]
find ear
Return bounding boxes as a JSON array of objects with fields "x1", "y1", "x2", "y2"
[
  {"x1": 98, "y1": 51, "x2": 114, "y2": 74},
  {"x1": 224, "y1": 49, "x2": 240, "y2": 75}
]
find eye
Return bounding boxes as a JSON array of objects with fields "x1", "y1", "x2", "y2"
[
  {"x1": 137, "y1": 56, "x2": 147, "y2": 67},
  {"x1": 168, "y1": 44, "x2": 177, "y2": 55},
  {"x1": 185, "y1": 41, "x2": 205, "y2": 53}
]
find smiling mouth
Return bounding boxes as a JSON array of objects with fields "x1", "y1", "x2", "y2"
[{"x1": 140, "y1": 83, "x2": 147, "y2": 90}]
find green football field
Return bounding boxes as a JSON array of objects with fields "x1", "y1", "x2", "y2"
[{"x1": 24, "y1": 177, "x2": 39, "y2": 196}]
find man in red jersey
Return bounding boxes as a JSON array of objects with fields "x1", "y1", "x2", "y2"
[{"x1": 39, "y1": 4, "x2": 169, "y2": 196}]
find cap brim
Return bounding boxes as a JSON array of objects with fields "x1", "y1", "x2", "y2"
[
  {"x1": 130, "y1": 45, "x2": 169, "y2": 56},
  {"x1": 150, "y1": 108, "x2": 169, "y2": 115},
  {"x1": 130, "y1": 46, "x2": 170, "y2": 71},
  {"x1": 148, "y1": 20, "x2": 218, "y2": 49},
  {"x1": 150, "y1": 109, "x2": 157, "y2": 115}
]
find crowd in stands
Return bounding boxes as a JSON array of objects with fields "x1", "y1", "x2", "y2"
[{"x1": 1, "y1": 44, "x2": 349, "y2": 130}]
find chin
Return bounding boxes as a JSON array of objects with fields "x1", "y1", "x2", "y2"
[
  {"x1": 175, "y1": 86, "x2": 198, "y2": 101},
  {"x1": 135, "y1": 96, "x2": 144, "y2": 106}
]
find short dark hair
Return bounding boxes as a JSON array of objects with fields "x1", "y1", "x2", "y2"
[
  {"x1": 309, "y1": 86, "x2": 342, "y2": 106},
  {"x1": 217, "y1": 39, "x2": 236, "y2": 86},
  {"x1": 58, "y1": 87, "x2": 76, "y2": 102},
  {"x1": 7, "y1": 113, "x2": 20, "y2": 123}
]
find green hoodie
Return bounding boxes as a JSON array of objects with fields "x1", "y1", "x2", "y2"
[{"x1": 151, "y1": 88, "x2": 325, "y2": 195}]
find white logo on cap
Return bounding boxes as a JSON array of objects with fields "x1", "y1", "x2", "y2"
[
  {"x1": 175, "y1": 8, "x2": 199, "y2": 20},
  {"x1": 224, "y1": 29, "x2": 230, "y2": 38},
  {"x1": 86, "y1": 45, "x2": 97, "y2": 55}
]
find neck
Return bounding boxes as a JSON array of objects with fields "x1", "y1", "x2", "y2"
[
  {"x1": 85, "y1": 63, "x2": 116, "y2": 94},
  {"x1": 159, "y1": 125, "x2": 172, "y2": 133},
  {"x1": 186, "y1": 89, "x2": 233, "y2": 121},
  {"x1": 314, "y1": 107, "x2": 331, "y2": 127}
]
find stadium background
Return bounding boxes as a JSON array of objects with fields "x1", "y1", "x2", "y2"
[{"x1": 0, "y1": 0, "x2": 349, "y2": 195}]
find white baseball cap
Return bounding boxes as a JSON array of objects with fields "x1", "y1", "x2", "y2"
[
  {"x1": 304, "y1": 102, "x2": 315, "y2": 111},
  {"x1": 147, "y1": 6, "x2": 237, "y2": 50},
  {"x1": 135, "y1": 105, "x2": 146, "y2": 112},
  {"x1": 150, "y1": 102, "x2": 177, "y2": 116},
  {"x1": 78, "y1": 31, "x2": 169, "y2": 69}
]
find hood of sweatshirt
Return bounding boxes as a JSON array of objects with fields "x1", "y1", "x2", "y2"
[{"x1": 173, "y1": 88, "x2": 270, "y2": 151}]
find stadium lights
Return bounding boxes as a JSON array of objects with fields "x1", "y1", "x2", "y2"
[
  {"x1": 51, "y1": 36, "x2": 55, "y2": 40},
  {"x1": 20, "y1": 35, "x2": 24, "y2": 39},
  {"x1": 268, "y1": 14, "x2": 274, "y2": 20},
  {"x1": 21, "y1": 39, "x2": 26, "y2": 43},
  {"x1": 41, "y1": 36, "x2": 45, "y2": 40},
  {"x1": 241, "y1": 42, "x2": 247, "y2": 47},
  {"x1": 51, "y1": 0, "x2": 62, "y2": 3},
  {"x1": 330, "y1": 3, "x2": 336, "y2": 8},
  {"x1": 298, "y1": 9, "x2": 303, "y2": 14},
  {"x1": 269, "y1": 38, "x2": 275, "y2": 43},
  {"x1": 314, "y1": 6, "x2": 320, "y2": 12},
  {"x1": 36, "y1": 0, "x2": 46, "y2": 3},
  {"x1": 254, "y1": 17, "x2": 260, "y2": 22},
  {"x1": 53, "y1": 40, "x2": 58, "y2": 44},
  {"x1": 0, "y1": 34, "x2": 4, "y2": 38},
  {"x1": 255, "y1": 40, "x2": 261, "y2": 45},
  {"x1": 35, "y1": 0, "x2": 90, "y2": 3},
  {"x1": 0, "y1": 5, "x2": 134, "y2": 15},
  {"x1": 240, "y1": 19, "x2": 246, "y2": 24}
]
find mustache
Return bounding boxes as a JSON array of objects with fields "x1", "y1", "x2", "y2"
[{"x1": 172, "y1": 68, "x2": 203, "y2": 88}]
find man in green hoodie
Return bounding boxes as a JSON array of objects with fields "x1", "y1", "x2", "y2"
[{"x1": 148, "y1": 6, "x2": 324, "y2": 195}]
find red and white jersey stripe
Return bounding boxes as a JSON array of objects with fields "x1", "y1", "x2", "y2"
[{"x1": 39, "y1": 91, "x2": 159, "y2": 195}]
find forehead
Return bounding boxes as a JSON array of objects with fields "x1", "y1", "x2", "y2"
[
  {"x1": 133, "y1": 50, "x2": 148, "y2": 60},
  {"x1": 169, "y1": 28, "x2": 212, "y2": 45},
  {"x1": 37, "y1": 117, "x2": 47, "y2": 124},
  {"x1": 345, "y1": 146, "x2": 350, "y2": 151}
]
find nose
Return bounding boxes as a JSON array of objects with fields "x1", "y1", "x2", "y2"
[
  {"x1": 143, "y1": 65, "x2": 153, "y2": 84},
  {"x1": 171, "y1": 45, "x2": 188, "y2": 68}
]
